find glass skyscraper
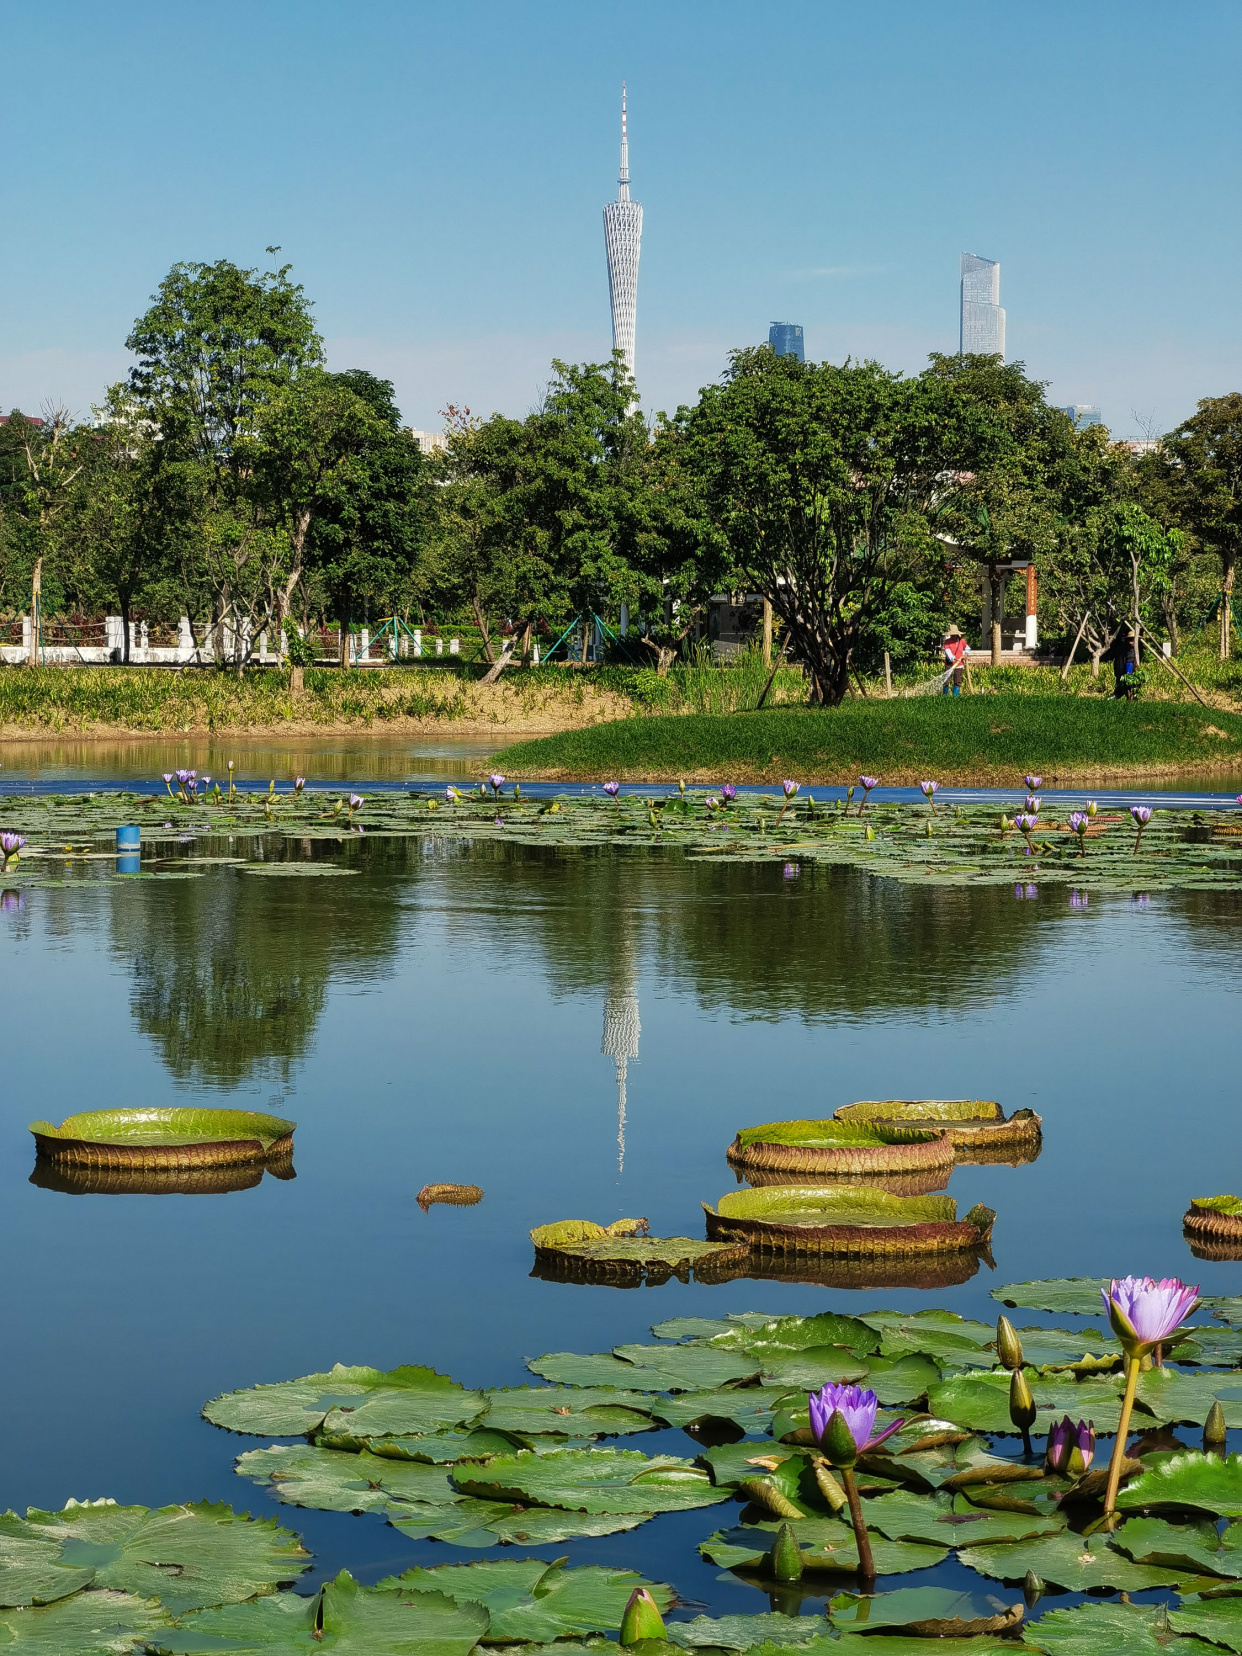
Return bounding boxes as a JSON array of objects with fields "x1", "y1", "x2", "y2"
[
  {"x1": 1059, "y1": 405, "x2": 1102, "y2": 429},
  {"x1": 960, "y1": 253, "x2": 1006, "y2": 359},
  {"x1": 769, "y1": 322, "x2": 804, "y2": 362}
]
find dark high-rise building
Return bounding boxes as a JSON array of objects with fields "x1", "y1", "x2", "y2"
[{"x1": 769, "y1": 322, "x2": 804, "y2": 362}]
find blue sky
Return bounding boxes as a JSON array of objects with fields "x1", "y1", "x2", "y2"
[{"x1": 0, "y1": 1, "x2": 1237, "y2": 434}]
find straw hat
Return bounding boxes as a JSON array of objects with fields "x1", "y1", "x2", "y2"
[{"x1": 946, "y1": 625, "x2": 962, "y2": 639}]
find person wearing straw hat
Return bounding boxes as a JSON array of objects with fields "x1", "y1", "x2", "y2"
[{"x1": 941, "y1": 626, "x2": 969, "y2": 697}]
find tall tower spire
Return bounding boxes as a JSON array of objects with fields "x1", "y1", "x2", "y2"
[{"x1": 603, "y1": 82, "x2": 642, "y2": 381}]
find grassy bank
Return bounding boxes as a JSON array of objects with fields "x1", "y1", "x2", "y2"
[{"x1": 493, "y1": 696, "x2": 1242, "y2": 784}]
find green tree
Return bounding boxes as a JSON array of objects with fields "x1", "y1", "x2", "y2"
[{"x1": 1156, "y1": 393, "x2": 1242, "y2": 659}]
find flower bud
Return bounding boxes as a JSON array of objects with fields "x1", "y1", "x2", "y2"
[
  {"x1": 996, "y1": 1315, "x2": 1024, "y2": 1372},
  {"x1": 822, "y1": 1407, "x2": 861, "y2": 1469},
  {"x1": 620, "y1": 1587, "x2": 666, "y2": 1646},
  {"x1": 769, "y1": 1522, "x2": 804, "y2": 1582},
  {"x1": 1024, "y1": 1569, "x2": 1044, "y2": 1608},
  {"x1": 1067, "y1": 1419, "x2": 1095, "y2": 1478},
  {"x1": 1205, "y1": 1400, "x2": 1227, "y2": 1457},
  {"x1": 1009, "y1": 1368, "x2": 1037, "y2": 1433}
]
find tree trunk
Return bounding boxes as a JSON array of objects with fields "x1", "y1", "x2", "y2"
[
  {"x1": 28, "y1": 557, "x2": 41, "y2": 667},
  {"x1": 338, "y1": 612, "x2": 350, "y2": 668},
  {"x1": 518, "y1": 619, "x2": 533, "y2": 665},
  {"x1": 1090, "y1": 648, "x2": 1102, "y2": 679},
  {"x1": 470, "y1": 594, "x2": 495, "y2": 664},
  {"x1": 762, "y1": 598, "x2": 773, "y2": 667},
  {"x1": 481, "y1": 638, "x2": 517, "y2": 685},
  {"x1": 990, "y1": 569, "x2": 1004, "y2": 666},
  {"x1": 120, "y1": 590, "x2": 131, "y2": 665},
  {"x1": 290, "y1": 665, "x2": 304, "y2": 698},
  {"x1": 1222, "y1": 555, "x2": 1236, "y2": 661}
]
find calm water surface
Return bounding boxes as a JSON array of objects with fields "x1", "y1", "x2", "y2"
[{"x1": 1, "y1": 816, "x2": 1240, "y2": 1615}]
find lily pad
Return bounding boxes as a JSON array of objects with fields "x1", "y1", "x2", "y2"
[
  {"x1": 1002, "y1": 1326, "x2": 1121, "y2": 1370},
  {"x1": 478, "y1": 1386, "x2": 655, "y2": 1437},
  {"x1": 698, "y1": 1517, "x2": 946, "y2": 1576},
  {"x1": 873, "y1": 1325, "x2": 993, "y2": 1368},
  {"x1": 239, "y1": 864, "x2": 359, "y2": 876},
  {"x1": 387, "y1": 1499, "x2": 650, "y2": 1547},
  {"x1": 863, "y1": 1488, "x2": 1065, "y2": 1547},
  {"x1": 1170, "y1": 1591, "x2": 1242, "y2": 1654},
  {"x1": 727, "y1": 1119, "x2": 953, "y2": 1178},
  {"x1": 0, "y1": 1500, "x2": 309, "y2": 1614},
  {"x1": 1205, "y1": 1297, "x2": 1242, "y2": 1326},
  {"x1": 154, "y1": 1570, "x2": 487, "y2": 1653},
  {"x1": 203, "y1": 1364, "x2": 483, "y2": 1438},
  {"x1": 991, "y1": 1279, "x2": 1110, "y2": 1315},
  {"x1": 527, "y1": 1347, "x2": 760, "y2": 1392},
  {"x1": 1114, "y1": 1514, "x2": 1242, "y2": 1577},
  {"x1": 828, "y1": 1585, "x2": 1023, "y2": 1637},
  {"x1": 857, "y1": 1308, "x2": 992, "y2": 1345},
  {"x1": 704, "y1": 1187, "x2": 993, "y2": 1256},
  {"x1": 649, "y1": 1318, "x2": 741, "y2": 1341},
  {"x1": 452, "y1": 1447, "x2": 732, "y2": 1515},
  {"x1": 1117, "y1": 1451, "x2": 1242, "y2": 1515},
  {"x1": 753, "y1": 1350, "x2": 871, "y2": 1390},
  {"x1": 1027, "y1": 1599, "x2": 1200, "y2": 1653},
  {"x1": 531, "y1": 1231, "x2": 748, "y2": 1283},
  {"x1": 927, "y1": 1370, "x2": 1126, "y2": 1434},
  {"x1": 647, "y1": 1388, "x2": 779, "y2": 1432},
  {"x1": 1134, "y1": 1366, "x2": 1242, "y2": 1426},
  {"x1": 379, "y1": 1559, "x2": 673, "y2": 1643},
  {"x1": 708, "y1": 1311, "x2": 880, "y2": 1357},
  {"x1": 233, "y1": 1446, "x2": 458, "y2": 1513},
  {"x1": 834, "y1": 1099, "x2": 1041, "y2": 1157},
  {"x1": 30, "y1": 1108, "x2": 295, "y2": 1170},
  {"x1": 957, "y1": 1528, "x2": 1217, "y2": 1592},
  {"x1": 314, "y1": 1427, "x2": 517, "y2": 1462},
  {"x1": 666, "y1": 1612, "x2": 829, "y2": 1650},
  {"x1": 0, "y1": 1589, "x2": 170, "y2": 1654}
]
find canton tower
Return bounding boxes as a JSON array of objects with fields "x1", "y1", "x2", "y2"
[{"x1": 603, "y1": 84, "x2": 642, "y2": 379}]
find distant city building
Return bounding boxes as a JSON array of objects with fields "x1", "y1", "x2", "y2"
[
  {"x1": 603, "y1": 83, "x2": 643, "y2": 380},
  {"x1": 960, "y1": 252, "x2": 1006, "y2": 360},
  {"x1": 1118, "y1": 437, "x2": 1161, "y2": 457},
  {"x1": 407, "y1": 428, "x2": 447, "y2": 456},
  {"x1": 769, "y1": 322, "x2": 804, "y2": 362},
  {"x1": 1059, "y1": 405, "x2": 1102, "y2": 429}
]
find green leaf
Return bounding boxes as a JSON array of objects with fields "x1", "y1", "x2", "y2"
[
  {"x1": 153, "y1": 1570, "x2": 488, "y2": 1653},
  {"x1": 698, "y1": 1518, "x2": 945, "y2": 1576},
  {"x1": 1026, "y1": 1599, "x2": 1199, "y2": 1653},
  {"x1": 852, "y1": 1355, "x2": 942, "y2": 1405},
  {"x1": 203, "y1": 1364, "x2": 483, "y2": 1438},
  {"x1": 314, "y1": 1428, "x2": 516, "y2": 1463},
  {"x1": 29, "y1": 1107, "x2": 294, "y2": 1154},
  {"x1": 0, "y1": 1589, "x2": 169, "y2": 1654},
  {"x1": 526, "y1": 1348, "x2": 759, "y2": 1392},
  {"x1": 927, "y1": 1370, "x2": 1126, "y2": 1434},
  {"x1": 1170, "y1": 1591, "x2": 1242, "y2": 1654},
  {"x1": 379, "y1": 1560, "x2": 672, "y2": 1643},
  {"x1": 647, "y1": 1389, "x2": 778, "y2": 1432},
  {"x1": 751, "y1": 1350, "x2": 871, "y2": 1389},
  {"x1": 1114, "y1": 1514, "x2": 1242, "y2": 1577},
  {"x1": 708, "y1": 1313, "x2": 880, "y2": 1357},
  {"x1": 452, "y1": 1448, "x2": 732, "y2": 1515},
  {"x1": 387, "y1": 1500, "x2": 650, "y2": 1547},
  {"x1": 611, "y1": 1345, "x2": 765, "y2": 1389},
  {"x1": 1134, "y1": 1366, "x2": 1242, "y2": 1426},
  {"x1": 991, "y1": 1279, "x2": 1110, "y2": 1315},
  {"x1": 875, "y1": 1327, "x2": 993, "y2": 1368},
  {"x1": 863, "y1": 1488, "x2": 1065, "y2": 1547},
  {"x1": 860, "y1": 1308, "x2": 992, "y2": 1343},
  {"x1": 699, "y1": 1443, "x2": 808, "y2": 1488},
  {"x1": 1002, "y1": 1326, "x2": 1120, "y2": 1370},
  {"x1": 1117, "y1": 1451, "x2": 1242, "y2": 1515},
  {"x1": 478, "y1": 1386, "x2": 655, "y2": 1437},
  {"x1": 234, "y1": 1446, "x2": 459, "y2": 1512},
  {"x1": 1204, "y1": 1297, "x2": 1242, "y2": 1326},
  {"x1": 0, "y1": 1501, "x2": 309, "y2": 1615},
  {"x1": 957, "y1": 1528, "x2": 1218, "y2": 1592},
  {"x1": 666, "y1": 1612, "x2": 829, "y2": 1649},
  {"x1": 650, "y1": 1318, "x2": 741, "y2": 1341},
  {"x1": 827, "y1": 1585, "x2": 1021, "y2": 1635}
]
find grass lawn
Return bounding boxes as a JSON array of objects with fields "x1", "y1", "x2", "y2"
[{"x1": 492, "y1": 696, "x2": 1242, "y2": 784}]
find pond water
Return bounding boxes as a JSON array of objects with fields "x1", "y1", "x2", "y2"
[{"x1": 2, "y1": 806, "x2": 1240, "y2": 1619}]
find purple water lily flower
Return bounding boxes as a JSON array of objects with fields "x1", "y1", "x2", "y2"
[
  {"x1": 488, "y1": 772, "x2": 506, "y2": 796},
  {"x1": 1103, "y1": 1276, "x2": 1198, "y2": 1360},
  {"x1": 808, "y1": 1384, "x2": 903, "y2": 1459},
  {"x1": 1069, "y1": 811, "x2": 1089, "y2": 856},
  {"x1": 1014, "y1": 811, "x2": 1039, "y2": 850},
  {"x1": 1024, "y1": 774, "x2": 1043, "y2": 791},
  {"x1": 1025, "y1": 795, "x2": 1041, "y2": 814},
  {"x1": 445, "y1": 786, "x2": 460, "y2": 802},
  {"x1": 782, "y1": 779, "x2": 798, "y2": 799},
  {"x1": 858, "y1": 775, "x2": 879, "y2": 813},
  {"x1": 294, "y1": 776, "x2": 306, "y2": 794},
  {"x1": 604, "y1": 781, "x2": 620, "y2": 797},
  {"x1": 1045, "y1": 1416, "x2": 1094, "y2": 1477},
  {"x1": 348, "y1": 793, "x2": 363, "y2": 812},
  {"x1": 721, "y1": 783, "x2": 737, "y2": 803},
  {"x1": 705, "y1": 797, "x2": 720, "y2": 810},
  {"x1": 1237, "y1": 794, "x2": 1242, "y2": 808},
  {"x1": 201, "y1": 776, "x2": 211, "y2": 789},
  {"x1": 0, "y1": 832, "x2": 25, "y2": 870},
  {"x1": 162, "y1": 772, "x2": 175, "y2": 795},
  {"x1": 1130, "y1": 804, "x2": 1153, "y2": 850},
  {"x1": 919, "y1": 780, "x2": 939, "y2": 813}
]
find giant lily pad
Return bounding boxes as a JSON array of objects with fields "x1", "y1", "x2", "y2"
[
  {"x1": 0, "y1": 1589, "x2": 170, "y2": 1654},
  {"x1": 29, "y1": 1108, "x2": 295, "y2": 1171},
  {"x1": 727, "y1": 1119, "x2": 953, "y2": 1178},
  {"x1": 530, "y1": 1227, "x2": 748, "y2": 1285},
  {"x1": 1117, "y1": 1451, "x2": 1242, "y2": 1515},
  {"x1": 203, "y1": 1364, "x2": 483, "y2": 1438},
  {"x1": 1185, "y1": 1195, "x2": 1242, "y2": 1244},
  {"x1": 957, "y1": 1528, "x2": 1218, "y2": 1592},
  {"x1": 704, "y1": 1186, "x2": 994, "y2": 1256},
  {"x1": 991, "y1": 1279, "x2": 1110, "y2": 1315},
  {"x1": 927, "y1": 1370, "x2": 1126, "y2": 1434},
  {"x1": 698, "y1": 1517, "x2": 947, "y2": 1576},
  {"x1": 863, "y1": 1488, "x2": 1065, "y2": 1547},
  {"x1": 0, "y1": 1500, "x2": 309, "y2": 1614},
  {"x1": 452, "y1": 1447, "x2": 732, "y2": 1514},
  {"x1": 379, "y1": 1559, "x2": 673, "y2": 1643},
  {"x1": 834, "y1": 1098, "x2": 1042, "y2": 1159},
  {"x1": 828, "y1": 1586, "x2": 1023, "y2": 1637},
  {"x1": 154, "y1": 1570, "x2": 487, "y2": 1653}
]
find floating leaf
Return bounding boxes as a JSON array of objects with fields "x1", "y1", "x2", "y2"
[
  {"x1": 863, "y1": 1488, "x2": 1065, "y2": 1547},
  {"x1": 1114, "y1": 1514, "x2": 1242, "y2": 1577},
  {"x1": 1025, "y1": 1599, "x2": 1197, "y2": 1653},
  {"x1": 1170, "y1": 1591, "x2": 1242, "y2": 1654},
  {"x1": 927, "y1": 1371, "x2": 1126, "y2": 1434},
  {"x1": 380, "y1": 1559, "x2": 673, "y2": 1643},
  {"x1": 1134, "y1": 1366, "x2": 1242, "y2": 1427},
  {"x1": 0, "y1": 1501, "x2": 309, "y2": 1615},
  {"x1": 478, "y1": 1385, "x2": 655, "y2": 1437},
  {"x1": 699, "y1": 1517, "x2": 946, "y2": 1576},
  {"x1": 991, "y1": 1279, "x2": 1110, "y2": 1315},
  {"x1": 1002, "y1": 1326, "x2": 1120, "y2": 1370},
  {"x1": 1117, "y1": 1451, "x2": 1242, "y2": 1516},
  {"x1": 754, "y1": 1350, "x2": 871, "y2": 1389},
  {"x1": 611, "y1": 1344, "x2": 766, "y2": 1389},
  {"x1": 650, "y1": 1317, "x2": 741, "y2": 1341},
  {"x1": 155, "y1": 1570, "x2": 487, "y2": 1654},
  {"x1": 647, "y1": 1388, "x2": 778, "y2": 1432},
  {"x1": 453, "y1": 1447, "x2": 733, "y2": 1514},
  {"x1": 234, "y1": 1445, "x2": 459, "y2": 1512},
  {"x1": 527, "y1": 1348, "x2": 758, "y2": 1392},
  {"x1": 667, "y1": 1612, "x2": 832, "y2": 1648},
  {"x1": 957, "y1": 1528, "x2": 1217, "y2": 1592},
  {"x1": 0, "y1": 1589, "x2": 169, "y2": 1654},
  {"x1": 239, "y1": 864, "x2": 359, "y2": 876},
  {"x1": 387, "y1": 1499, "x2": 649, "y2": 1547},
  {"x1": 314, "y1": 1427, "x2": 517, "y2": 1462},
  {"x1": 1204, "y1": 1298, "x2": 1242, "y2": 1326},
  {"x1": 203, "y1": 1363, "x2": 483, "y2": 1438},
  {"x1": 710, "y1": 1311, "x2": 880, "y2": 1357},
  {"x1": 828, "y1": 1585, "x2": 1023, "y2": 1636}
]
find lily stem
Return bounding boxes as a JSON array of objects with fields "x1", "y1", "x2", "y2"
[
  {"x1": 842, "y1": 1466, "x2": 875, "y2": 1584},
  {"x1": 1103, "y1": 1355, "x2": 1141, "y2": 1515}
]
